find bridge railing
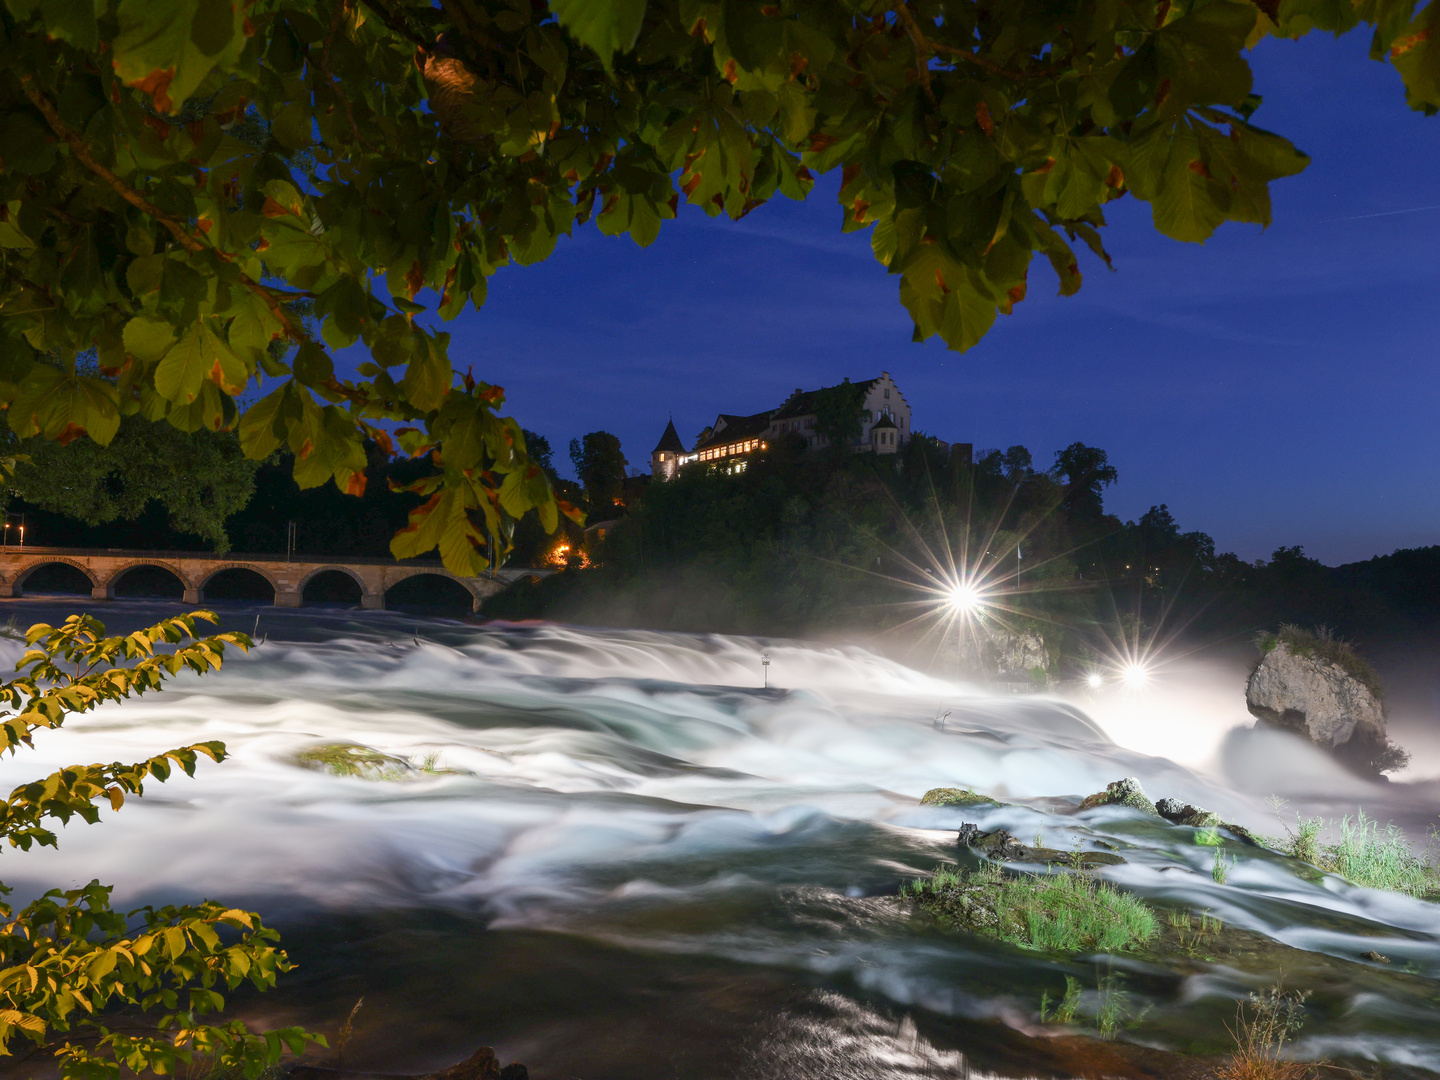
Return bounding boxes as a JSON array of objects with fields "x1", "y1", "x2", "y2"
[{"x1": 0, "y1": 545, "x2": 455, "y2": 569}]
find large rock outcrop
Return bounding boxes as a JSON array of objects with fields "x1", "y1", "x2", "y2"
[{"x1": 1245, "y1": 633, "x2": 1392, "y2": 771}]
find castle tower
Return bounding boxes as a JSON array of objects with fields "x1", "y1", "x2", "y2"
[{"x1": 651, "y1": 418, "x2": 685, "y2": 481}]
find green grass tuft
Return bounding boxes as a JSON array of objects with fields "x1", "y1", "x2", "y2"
[
  {"x1": 1267, "y1": 803, "x2": 1439, "y2": 898},
  {"x1": 909, "y1": 864, "x2": 1156, "y2": 954}
]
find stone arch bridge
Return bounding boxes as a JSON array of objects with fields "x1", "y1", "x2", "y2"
[{"x1": 0, "y1": 547, "x2": 545, "y2": 612}]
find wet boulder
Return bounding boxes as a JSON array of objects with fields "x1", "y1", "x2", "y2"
[
  {"x1": 1078, "y1": 777, "x2": 1159, "y2": 816},
  {"x1": 1155, "y1": 797, "x2": 1258, "y2": 845},
  {"x1": 1246, "y1": 627, "x2": 1403, "y2": 774},
  {"x1": 1154, "y1": 797, "x2": 1222, "y2": 829},
  {"x1": 957, "y1": 825, "x2": 1125, "y2": 867}
]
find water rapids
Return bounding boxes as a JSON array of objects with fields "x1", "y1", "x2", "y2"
[{"x1": 1, "y1": 601, "x2": 1437, "y2": 1076}]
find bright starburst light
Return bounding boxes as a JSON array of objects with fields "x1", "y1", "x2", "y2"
[
  {"x1": 946, "y1": 583, "x2": 986, "y2": 614},
  {"x1": 1122, "y1": 662, "x2": 1150, "y2": 687}
]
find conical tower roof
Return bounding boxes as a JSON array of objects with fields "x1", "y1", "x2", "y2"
[{"x1": 652, "y1": 418, "x2": 685, "y2": 454}]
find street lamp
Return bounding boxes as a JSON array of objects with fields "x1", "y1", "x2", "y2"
[{"x1": 761, "y1": 651, "x2": 771, "y2": 689}]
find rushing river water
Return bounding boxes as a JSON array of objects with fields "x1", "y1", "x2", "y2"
[{"x1": 1, "y1": 600, "x2": 1438, "y2": 1077}]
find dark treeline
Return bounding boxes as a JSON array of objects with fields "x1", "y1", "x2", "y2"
[
  {"x1": 9, "y1": 418, "x2": 1436, "y2": 649},
  {"x1": 486, "y1": 432, "x2": 1440, "y2": 653}
]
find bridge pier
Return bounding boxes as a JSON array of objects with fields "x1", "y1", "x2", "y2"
[
  {"x1": 361, "y1": 593, "x2": 385, "y2": 610},
  {"x1": 274, "y1": 590, "x2": 303, "y2": 608},
  {"x1": 183, "y1": 588, "x2": 200, "y2": 605},
  {"x1": 91, "y1": 586, "x2": 109, "y2": 601}
]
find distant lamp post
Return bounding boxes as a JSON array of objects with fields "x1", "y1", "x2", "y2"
[
  {"x1": 285, "y1": 521, "x2": 297, "y2": 562},
  {"x1": 761, "y1": 651, "x2": 771, "y2": 689}
]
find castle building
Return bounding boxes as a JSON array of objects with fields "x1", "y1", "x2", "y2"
[
  {"x1": 651, "y1": 372, "x2": 913, "y2": 479},
  {"x1": 651, "y1": 419, "x2": 686, "y2": 481}
]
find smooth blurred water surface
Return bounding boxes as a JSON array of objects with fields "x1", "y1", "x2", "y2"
[{"x1": 0, "y1": 599, "x2": 1436, "y2": 1077}]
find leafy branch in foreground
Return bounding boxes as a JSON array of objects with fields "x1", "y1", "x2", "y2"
[
  {"x1": 0, "y1": 612, "x2": 322, "y2": 1079},
  {"x1": 1, "y1": 0, "x2": 1436, "y2": 572}
]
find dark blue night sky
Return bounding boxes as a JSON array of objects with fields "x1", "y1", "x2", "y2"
[{"x1": 431, "y1": 30, "x2": 1440, "y2": 566}]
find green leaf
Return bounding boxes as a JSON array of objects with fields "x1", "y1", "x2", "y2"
[
  {"x1": 397, "y1": 335, "x2": 452, "y2": 412},
  {"x1": 237, "y1": 385, "x2": 288, "y2": 459},
  {"x1": 112, "y1": 0, "x2": 245, "y2": 112},
  {"x1": 122, "y1": 315, "x2": 178, "y2": 364},
  {"x1": 9, "y1": 366, "x2": 120, "y2": 445},
  {"x1": 1150, "y1": 124, "x2": 1229, "y2": 242},
  {"x1": 154, "y1": 321, "x2": 214, "y2": 405},
  {"x1": 552, "y1": 0, "x2": 647, "y2": 69},
  {"x1": 39, "y1": 0, "x2": 99, "y2": 51}
]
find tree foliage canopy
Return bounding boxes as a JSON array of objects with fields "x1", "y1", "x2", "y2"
[
  {"x1": 2, "y1": 415, "x2": 260, "y2": 552},
  {"x1": 0, "y1": 0, "x2": 1433, "y2": 571}
]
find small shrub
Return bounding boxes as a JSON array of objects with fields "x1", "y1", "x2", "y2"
[{"x1": 1216, "y1": 982, "x2": 1318, "y2": 1080}]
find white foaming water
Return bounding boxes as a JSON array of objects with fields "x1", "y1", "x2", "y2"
[{"x1": 1, "y1": 609, "x2": 1437, "y2": 1066}]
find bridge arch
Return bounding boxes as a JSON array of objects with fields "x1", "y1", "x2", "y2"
[
  {"x1": 199, "y1": 564, "x2": 279, "y2": 603},
  {"x1": 383, "y1": 569, "x2": 481, "y2": 615},
  {"x1": 12, "y1": 558, "x2": 99, "y2": 596},
  {"x1": 103, "y1": 560, "x2": 196, "y2": 600},
  {"x1": 299, "y1": 565, "x2": 368, "y2": 605}
]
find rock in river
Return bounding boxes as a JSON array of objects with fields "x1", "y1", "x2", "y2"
[{"x1": 1245, "y1": 627, "x2": 1402, "y2": 773}]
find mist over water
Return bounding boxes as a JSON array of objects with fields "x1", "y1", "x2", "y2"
[{"x1": 1, "y1": 599, "x2": 1438, "y2": 1075}]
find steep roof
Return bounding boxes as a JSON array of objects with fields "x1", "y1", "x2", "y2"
[
  {"x1": 652, "y1": 418, "x2": 685, "y2": 454},
  {"x1": 870, "y1": 412, "x2": 897, "y2": 429},
  {"x1": 692, "y1": 411, "x2": 772, "y2": 453},
  {"x1": 770, "y1": 377, "x2": 879, "y2": 420}
]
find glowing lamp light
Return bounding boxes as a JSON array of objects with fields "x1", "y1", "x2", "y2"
[
  {"x1": 947, "y1": 583, "x2": 984, "y2": 614},
  {"x1": 1122, "y1": 662, "x2": 1150, "y2": 687},
  {"x1": 1086, "y1": 672, "x2": 1104, "y2": 689}
]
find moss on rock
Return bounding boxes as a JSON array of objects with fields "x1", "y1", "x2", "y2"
[
  {"x1": 1078, "y1": 777, "x2": 1159, "y2": 816},
  {"x1": 294, "y1": 742, "x2": 412, "y2": 780},
  {"x1": 920, "y1": 787, "x2": 998, "y2": 808}
]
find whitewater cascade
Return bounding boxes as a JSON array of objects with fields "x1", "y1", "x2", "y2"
[{"x1": 1, "y1": 607, "x2": 1436, "y2": 1074}]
